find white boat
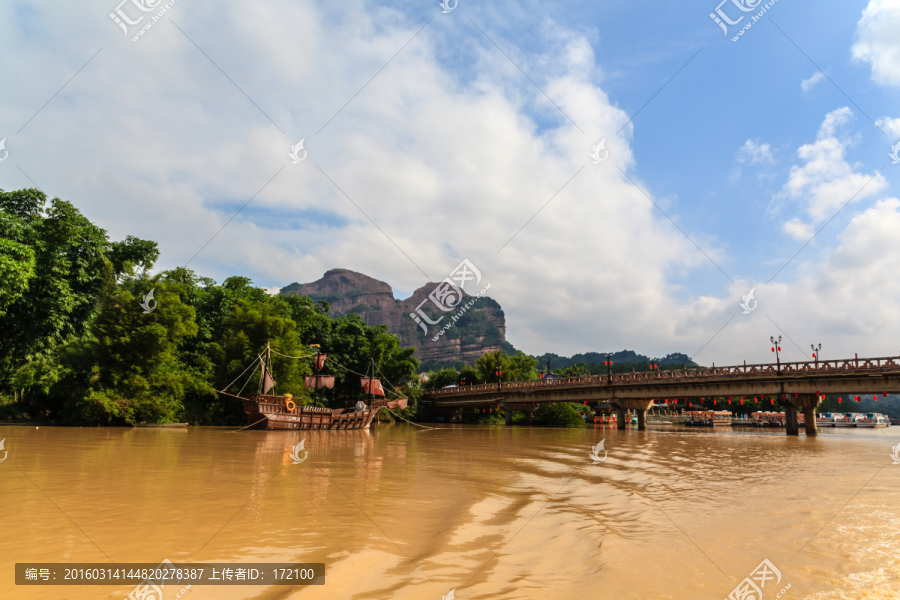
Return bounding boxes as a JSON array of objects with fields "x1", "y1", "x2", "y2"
[
  {"x1": 816, "y1": 413, "x2": 837, "y2": 427},
  {"x1": 857, "y1": 413, "x2": 889, "y2": 428},
  {"x1": 834, "y1": 413, "x2": 858, "y2": 427}
]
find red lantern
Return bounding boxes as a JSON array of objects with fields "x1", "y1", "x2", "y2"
[
  {"x1": 689, "y1": 402, "x2": 692, "y2": 407},
  {"x1": 593, "y1": 417, "x2": 598, "y2": 423},
  {"x1": 583, "y1": 401, "x2": 587, "y2": 405},
  {"x1": 771, "y1": 399, "x2": 774, "y2": 405},
  {"x1": 838, "y1": 398, "x2": 842, "y2": 403},
  {"x1": 714, "y1": 400, "x2": 717, "y2": 405},
  {"x1": 740, "y1": 399, "x2": 744, "y2": 405},
  {"x1": 771, "y1": 348, "x2": 775, "y2": 352}
]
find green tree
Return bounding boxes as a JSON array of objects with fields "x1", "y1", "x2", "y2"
[
  {"x1": 532, "y1": 402, "x2": 585, "y2": 427},
  {"x1": 17, "y1": 274, "x2": 208, "y2": 425},
  {"x1": 0, "y1": 189, "x2": 151, "y2": 381},
  {"x1": 476, "y1": 350, "x2": 512, "y2": 382},
  {"x1": 507, "y1": 352, "x2": 538, "y2": 381},
  {"x1": 423, "y1": 368, "x2": 460, "y2": 390}
]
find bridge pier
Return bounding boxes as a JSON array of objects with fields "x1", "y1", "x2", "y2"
[
  {"x1": 785, "y1": 405, "x2": 799, "y2": 435},
  {"x1": 610, "y1": 399, "x2": 655, "y2": 430},
  {"x1": 504, "y1": 405, "x2": 512, "y2": 426},
  {"x1": 782, "y1": 394, "x2": 821, "y2": 436},
  {"x1": 803, "y1": 405, "x2": 818, "y2": 436}
]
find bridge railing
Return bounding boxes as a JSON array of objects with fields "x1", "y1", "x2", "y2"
[{"x1": 426, "y1": 356, "x2": 900, "y2": 395}]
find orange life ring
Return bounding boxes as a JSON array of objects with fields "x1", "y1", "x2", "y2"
[{"x1": 285, "y1": 400, "x2": 296, "y2": 411}]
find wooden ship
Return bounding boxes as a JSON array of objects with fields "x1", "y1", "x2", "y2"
[{"x1": 220, "y1": 344, "x2": 407, "y2": 430}]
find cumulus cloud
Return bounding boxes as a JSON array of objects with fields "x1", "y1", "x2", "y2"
[
  {"x1": 772, "y1": 107, "x2": 886, "y2": 236},
  {"x1": 737, "y1": 139, "x2": 774, "y2": 165},
  {"x1": 852, "y1": 0, "x2": 900, "y2": 87},
  {"x1": 801, "y1": 71, "x2": 825, "y2": 92},
  {"x1": 876, "y1": 116, "x2": 900, "y2": 139}
]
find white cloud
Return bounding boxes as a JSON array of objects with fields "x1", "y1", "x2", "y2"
[
  {"x1": 801, "y1": 71, "x2": 825, "y2": 92},
  {"x1": 737, "y1": 139, "x2": 774, "y2": 165},
  {"x1": 852, "y1": 0, "x2": 900, "y2": 87},
  {"x1": 876, "y1": 116, "x2": 900, "y2": 139},
  {"x1": 783, "y1": 218, "x2": 814, "y2": 240},
  {"x1": 773, "y1": 107, "x2": 887, "y2": 223}
]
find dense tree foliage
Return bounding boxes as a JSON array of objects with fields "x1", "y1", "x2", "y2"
[{"x1": 0, "y1": 189, "x2": 418, "y2": 425}]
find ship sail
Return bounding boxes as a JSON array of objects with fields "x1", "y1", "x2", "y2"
[
  {"x1": 261, "y1": 359, "x2": 276, "y2": 394},
  {"x1": 305, "y1": 376, "x2": 335, "y2": 389},
  {"x1": 361, "y1": 378, "x2": 385, "y2": 397}
]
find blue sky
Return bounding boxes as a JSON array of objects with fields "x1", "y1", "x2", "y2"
[{"x1": 1, "y1": 0, "x2": 898, "y2": 363}]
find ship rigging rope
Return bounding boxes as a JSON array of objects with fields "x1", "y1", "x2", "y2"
[
  {"x1": 380, "y1": 406, "x2": 436, "y2": 429},
  {"x1": 375, "y1": 363, "x2": 407, "y2": 399},
  {"x1": 230, "y1": 417, "x2": 267, "y2": 432},
  {"x1": 269, "y1": 349, "x2": 318, "y2": 360},
  {"x1": 324, "y1": 356, "x2": 405, "y2": 399},
  {"x1": 222, "y1": 355, "x2": 262, "y2": 392}
]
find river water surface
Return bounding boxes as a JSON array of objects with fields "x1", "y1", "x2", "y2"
[{"x1": 2, "y1": 423, "x2": 899, "y2": 599}]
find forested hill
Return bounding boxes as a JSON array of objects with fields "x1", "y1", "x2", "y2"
[{"x1": 528, "y1": 349, "x2": 698, "y2": 370}]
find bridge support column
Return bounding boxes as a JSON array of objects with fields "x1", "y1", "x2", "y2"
[
  {"x1": 785, "y1": 405, "x2": 799, "y2": 436},
  {"x1": 526, "y1": 409, "x2": 534, "y2": 425},
  {"x1": 803, "y1": 405, "x2": 817, "y2": 436},
  {"x1": 782, "y1": 394, "x2": 821, "y2": 436},
  {"x1": 503, "y1": 405, "x2": 512, "y2": 426},
  {"x1": 611, "y1": 399, "x2": 655, "y2": 430},
  {"x1": 637, "y1": 409, "x2": 647, "y2": 431}
]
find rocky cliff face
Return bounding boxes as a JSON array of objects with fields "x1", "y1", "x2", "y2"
[{"x1": 281, "y1": 269, "x2": 506, "y2": 366}]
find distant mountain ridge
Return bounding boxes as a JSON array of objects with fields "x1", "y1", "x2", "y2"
[
  {"x1": 280, "y1": 269, "x2": 699, "y2": 371},
  {"x1": 280, "y1": 269, "x2": 506, "y2": 364}
]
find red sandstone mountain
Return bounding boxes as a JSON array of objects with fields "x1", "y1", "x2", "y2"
[{"x1": 280, "y1": 269, "x2": 506, "y2": 365}]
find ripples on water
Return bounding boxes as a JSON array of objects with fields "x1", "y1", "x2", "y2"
[{"x1": 1, "y1": 424, "x2": 898, "y2": 599}]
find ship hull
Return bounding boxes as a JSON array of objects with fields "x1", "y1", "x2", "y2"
[{"x1": 243, "y1": 395, "x2": 408, "y2": 430}]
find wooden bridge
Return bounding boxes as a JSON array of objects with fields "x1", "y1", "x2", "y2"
[{"x1": 422, "y1": 354, "x2": 900, "y2": 436}]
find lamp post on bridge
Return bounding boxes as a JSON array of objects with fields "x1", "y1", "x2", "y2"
[
  {"x1": 604, "y1": 353, "x2": 612, "y2": 383},
  {"x1": 770, "y1": 336, "x2": 782, "y2": 375},
  {"x1": 811, "y1": 343, "x2": 822, "y2": 369}
]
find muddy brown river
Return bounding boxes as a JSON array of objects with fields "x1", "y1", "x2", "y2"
[{"x1": 1, "y1": 424, "x2": 898, "y2": 599}]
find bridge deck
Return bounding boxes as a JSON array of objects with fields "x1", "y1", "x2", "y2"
[{"x1": 424, "y1": 356, "x2": 900, "y2": 406}]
